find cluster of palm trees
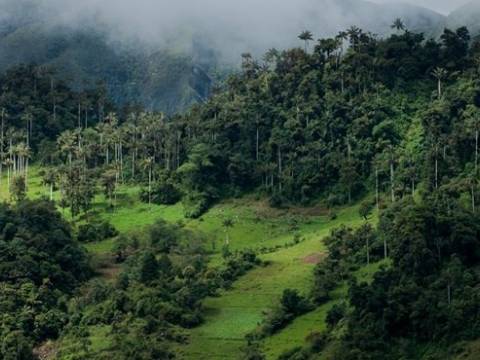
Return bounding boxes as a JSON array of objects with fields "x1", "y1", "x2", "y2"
[
  {"x1": 51, "y1": 111, "x2": 185, "y2": 214},
  {"x1": 0, "y1": 108, "x2": 32, "y2": 195}
]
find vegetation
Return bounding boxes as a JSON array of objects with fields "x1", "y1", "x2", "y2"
[
  {"x1": 0, "y1": 200, "x2": 90, "y2": 359},
  {"x1": 0, "y1": 14, "x2": 480, "y2": 360}
]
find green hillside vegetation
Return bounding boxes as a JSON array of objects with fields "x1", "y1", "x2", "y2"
[
  {"x1": 1, "y1": 18, "x2": 480, "y2": 360},
  {"x1": 0, "y1": 23, "x2": 216, "y2": 114}
]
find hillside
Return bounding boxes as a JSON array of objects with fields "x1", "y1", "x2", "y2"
[
  {"x1": 0, "y1": 0, "x2": 446, "y2": 113},
  {"x1": 1, "y1": 1, "x2": 480, "y2": 359},
  {"x1": 446, "y1": 1, "x2": 480, "y2": 37}
]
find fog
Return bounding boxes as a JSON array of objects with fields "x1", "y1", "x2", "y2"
[
  {"x1": 372, "y1": 0, "x2": 473, "y2": 15},
  {"x1": 0, "y1": 0, "x2": 474, "y2": 61}
]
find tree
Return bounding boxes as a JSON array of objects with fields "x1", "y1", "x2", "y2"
[
  {"x1": 298, "y1": 30, "x2": 314, "y2": 53},
  {"x1": 139, "y1": 251, "x2": 159, "y2": 284},
  {"x1": 41, "y1": 169, "x2": 58, "y2": 201},
  {"x1": 141, "y1": 157, "x2": 154, "y2": 209},
  {"x1": 101, "y1": 169, "x2": 117, "y2": 209},
  {"x1": 10, "y1": 175, "x2": 26, "y2": 202},
  {"x1": 390, "y1": 18, "x2": 405, "y2": 32},
  {"x1": 432, "y1": 67, "x2": 447, "y2": 99},
  {"x1": 359, "y1": 200, "x2": 373, "y2": 221},
  {"x1": 222, "y1": 218, "x2": 235, "y2": 246}
]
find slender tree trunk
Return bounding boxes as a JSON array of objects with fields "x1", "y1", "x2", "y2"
[
  {"x1": 148, "y1": 166, "x2": 152, "y2": 209},
  {"x1": 0, "y1": 108, "x2": 4, "y2": 186},
  {"x1": 25, "y1": 157, "x2": 28, "y2": 190},
  {"x1": 472, "y1": 184, "x2": 476, "y2": 213},
  {"x1": 50, "y1": 183, "x2": 54, "y2": 201},
  {"x1": 383, "y1": 237, "x2": 388, "y2": 259},
  {"x1": 375, "y1": 167, "x2": 379, "y2": 210},
  {"x1": 78, "y1": 103, "x2": 81, "y2": 130},
  {"x1": 278, "y1": 147, "x2": 282, "y2": 192},
  {"x1": 256, "y1": 124, "x2": 259, "y2": 161},
  {"x1": 366, "y1": 236, "x2": 370, "y2": 265},
  {"x1": 390, "y1": 160, "x2": 395, "y2": 203},
  {"x1": 475, "y1": 129, "x2": 478, "y2": 174}
]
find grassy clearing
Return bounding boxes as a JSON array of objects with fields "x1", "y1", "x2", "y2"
[
  {"x1": 7, "y1": 167, "x2": 382, "y2": 359},
  {"x1": 260, "y1": 260, "x2": 388, "y2": 359},
  {"x1": 177, "y1": 205, "x2": 373, "y2": 360}
]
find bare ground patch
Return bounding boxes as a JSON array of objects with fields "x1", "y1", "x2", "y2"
[{"x1": 302, "y1": 252, "x2": 327, "y2": 264}]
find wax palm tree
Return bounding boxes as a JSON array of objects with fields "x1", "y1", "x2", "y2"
[
  {"x1": 141, "y1": 157, "x2": 154, "y2": 208},
  {"x1": 42, "y1": 169, "x2": 58, "y2": 201},
  {"x1": 222, "y1": 218, "x2": 235, "y2": 246},
  {"x1": 57, "y1": 130, "x2": 76, "y2": 167},
  {"x1": 432, "y1": 67, "x2": 448, "y2": 99},
  {"x1": 391, "y1": 18, "x2": 405, "y2": 32},
  {"x1": 298, "y1": 30, "x2": 314, "y2": 53}
]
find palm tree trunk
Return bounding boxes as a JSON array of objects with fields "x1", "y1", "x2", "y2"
[
  {"x1": 475, "y1": 129, "x2": 478, "y2": 174},
  {"x1": 390, "y1": 161, "x2": 395, "y2": 203},
  {"x1": 366, "y1": 236, "x2": 370, "y2": 265},
  {"x1": 256, "y1": 125, "x2": 259, "y2": 161},
  {"x1": 148, "y1": 166, "x2": 152, "y2": 209},
  {"x1": 472, "y1": 184, "x2": 476, "y2": 213}
]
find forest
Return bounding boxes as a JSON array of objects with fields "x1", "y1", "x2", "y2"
[{"x1": 1, "y1": 15, "x2": 480, "y2": 360}]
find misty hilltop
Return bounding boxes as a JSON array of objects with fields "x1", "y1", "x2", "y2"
[
  {"x1": 446, "y1": 0, "x2": 480, "y2": 36},
  {"x1": 0, "y1": 0, "x2": 472, "y2": 112}
]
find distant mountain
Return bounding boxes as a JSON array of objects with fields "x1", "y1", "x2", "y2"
[
  {"x1": 0, "y1": 0, "x2": 449, "y2": 113},
  {"x1": 446, "y1": 1, "x2": 480, "y2": 36}
]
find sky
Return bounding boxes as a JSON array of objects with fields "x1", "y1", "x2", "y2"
[{"x1": 372, "y1": 0, "x2": 472, "y2": 15}]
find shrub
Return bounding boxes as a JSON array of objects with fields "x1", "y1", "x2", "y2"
[
  {"x1": 77, "y1": 220, "x2": 118, "y2": 243},
  {"x1": 140, "y1": 172, "x2": 181, "y2": 205}
]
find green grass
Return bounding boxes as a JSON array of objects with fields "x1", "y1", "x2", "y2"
[
  {"x1": 57, "y1": 325, "x2": 112, "y2": 358},
  {"x1": 7, "y1": 166, "x2": 383, "y2": 359},
  {"x1": 260, "y1": 260, "x2": 388, "y2": 359},
  {"x1": 176, "y1": 205, "x2": 373, "y2": 360}
]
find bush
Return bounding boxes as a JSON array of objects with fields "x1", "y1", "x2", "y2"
[
  {"x1": 261, "y1": 289, "x2": 312, "y2": 336},
  {"x1": 140, "y1": 172, "x2": 181, "y2": 205},
  {"x1": 326, "y1": 303, "x2": 346, "y2": 328},
  {"x1": 77, "y1": 220, "x2": 118, "y2": 243},
  {"x1": 182, "y1": 191, "x2": 213, "y2": 219}
]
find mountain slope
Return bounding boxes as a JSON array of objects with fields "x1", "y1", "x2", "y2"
[
  {"x1": 0, "y1": 0, "x2": 447, "y2": 113},
  {"x1": 446, "y1": 1, "x2": 480, "y2": 36}
]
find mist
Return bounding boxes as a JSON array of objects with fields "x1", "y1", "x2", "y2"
[
  {"x1": 0, "y1": 0, "x2": 473, "y2": 63},
  {"x1": 372, "y1": 0, "x2": 473, "y2": 15}
]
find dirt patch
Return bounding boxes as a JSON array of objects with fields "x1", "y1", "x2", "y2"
[
  {"x1": 302, "y1": 252, "x2": 327, "y2": 264},
  {"x1": 97, "y1": 263, "x2": 122, "y2": 281},
  {"x1": 290, "y1": 205, "x2": 330, "y2": 217},
  {"x1": 33, "y1": 341, "x2": 57, "y2": 360}
]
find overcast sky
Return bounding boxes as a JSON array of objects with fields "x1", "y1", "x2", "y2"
[
  {"x1": 1, "y1": 0, "x2": 476, "y2": 62},
  {"x1": 372, "y1": 0, "x2": 472, "y2": 15}
]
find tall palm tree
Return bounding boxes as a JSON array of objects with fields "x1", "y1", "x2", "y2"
[
  {"x1": 298, "y1": 30, "x2": 314, "y2": 53},
  {"x1": 222, "y1": 218, "x2": 235, "y2": 246},
  {"x1": 0, "y1": 108, "x2": 6, "y2": 185},
  {"x1": 391, "y1": 18, "x2": 405, "y2": 32},
  {"x1": 432, "y1": 67, "x2": 448, "y2": 99},
  {"x1": 57, "y1": 130, "x2": 76, "y2": 167},
  {"x1": 141, "y1": 157, "x2": 154, "y2": 208},
  {"x1": 42, "y1": 169, "x2": 58, "y2": 201}
]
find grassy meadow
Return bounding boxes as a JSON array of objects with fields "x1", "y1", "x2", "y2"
[{"x1": 3, "y1": 166, "x2": 384, "y2": 359}]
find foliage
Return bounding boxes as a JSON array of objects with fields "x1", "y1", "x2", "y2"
[
  {"x1": 0, "y1": 200, "x2": 91, "y2": 359},
  {"x1": 77, "y1": 220, "x2": 118, "y2": 243}
]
